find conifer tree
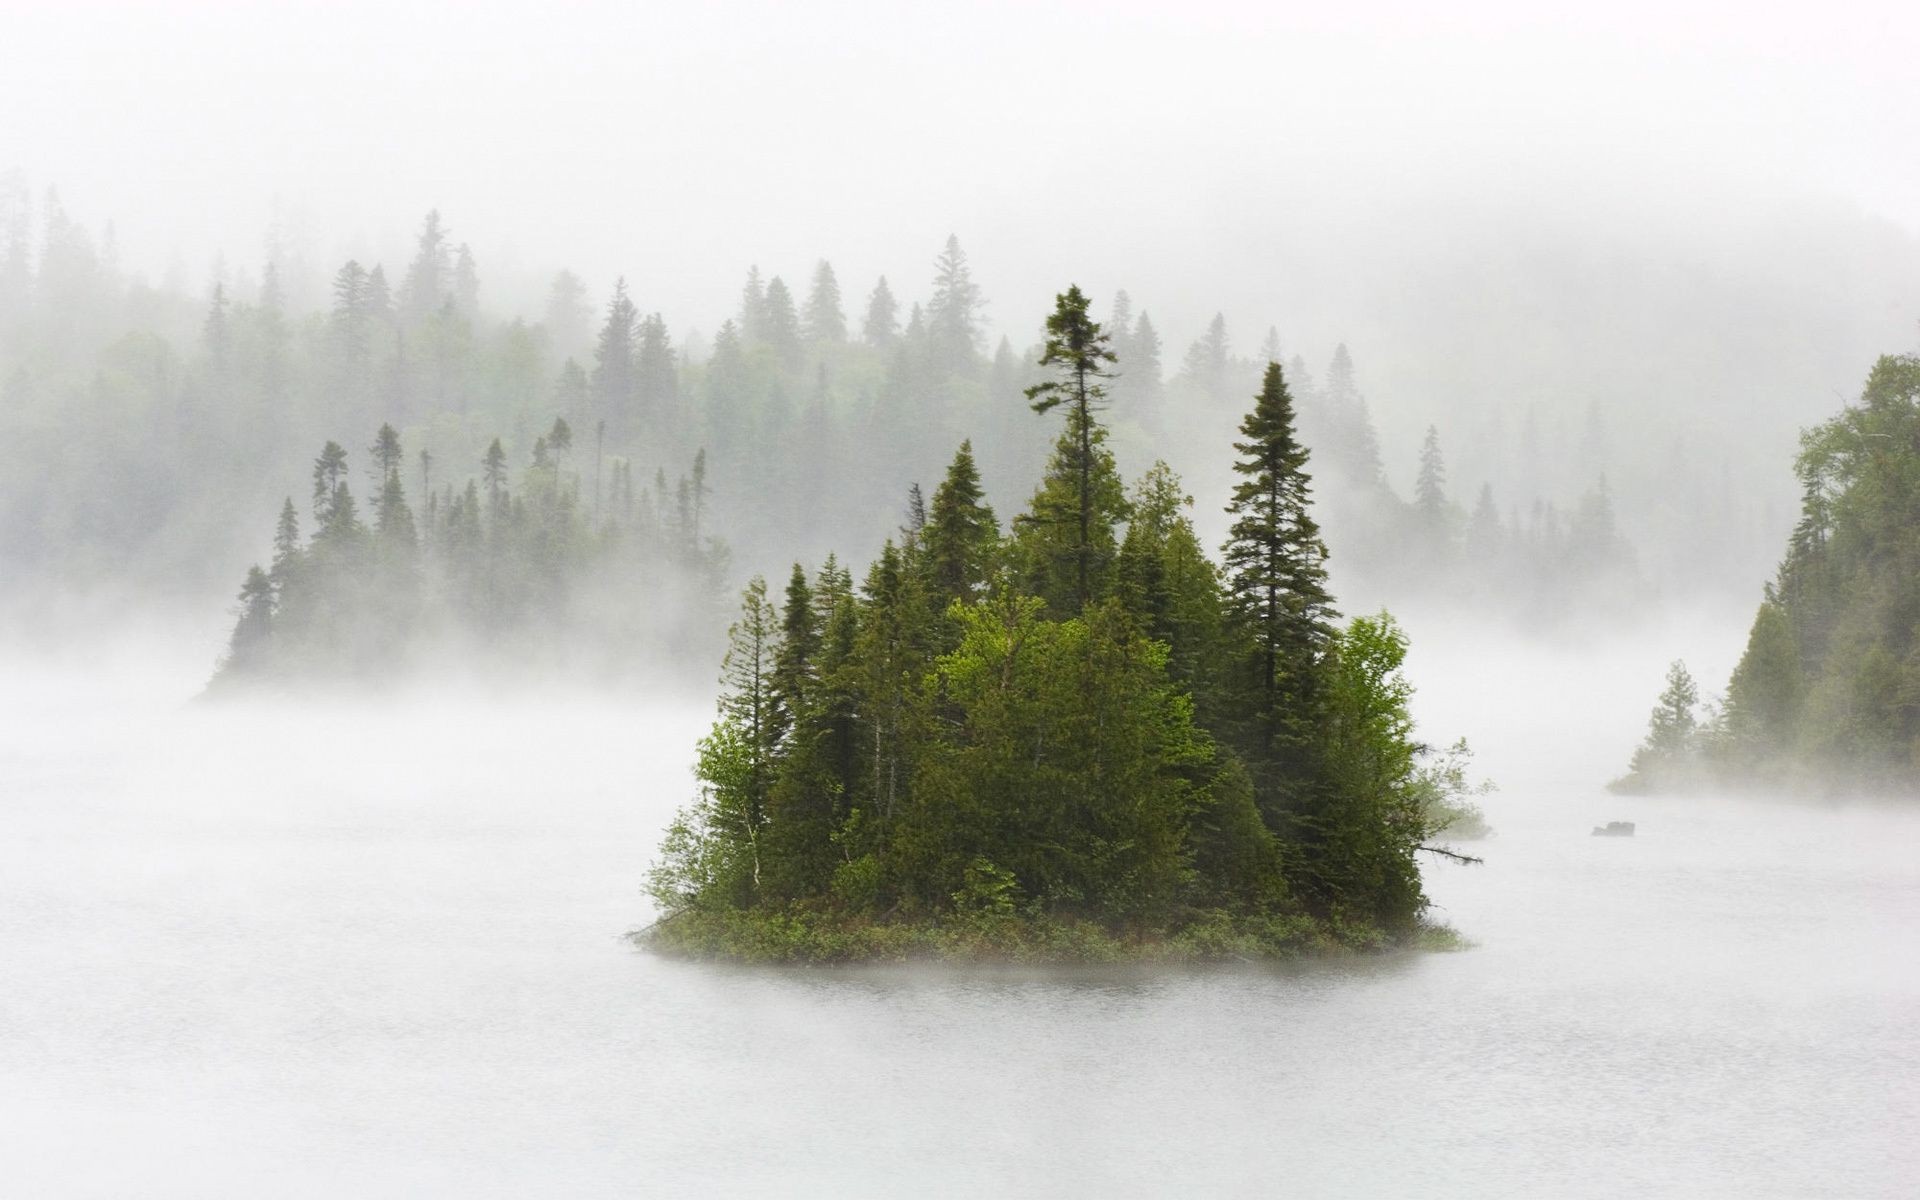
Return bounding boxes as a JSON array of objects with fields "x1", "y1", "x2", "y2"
[
  {"x1": 927, "y1": 235, "x2": 983, "y2": 373},
  {"x1": 803, "y1": 260, "x2": 846, "y2": 345},
  {"x1": 635, "y1": 313, "x2": 677, "y2": 428},
  {"x1": 369, "y1": 424, "x2": 403, "y2": 482},
  {"x1": 762, "y1": 275, "x2": 801, "y2": 364},
  {"x1": 1221, "y1": 362, "x2": 1336, "y2": 791},
  {"x1": 592, "y1": 279, "x2": 638, "y2": 438},
  {"x1": 482, "y1": 438, "x2": 508, "y2": 515},
  {"x1": 771, "y1": 563, "x2": 820, "y2": 748},
  {"x1": 1414, "y1": 425, "x2": 1450, "y2": 537},
  {"x1": 923, "y1": 440, "x2": 1000, "y2": 612},
  {"x1": 739, "y1": 266, "x2": 768, "y2": 343},
  {"x1": 269, "y1": 497, "x2": 301, "y2": 593},
  {"x1": 222, "y1": 566, "x2": 276, "y2": 674},
  {"x1": 398, "y1": 210, "x2": 452, "y2": 324},
  {"x1": 452, "y1": 243, "x2": 479, "y2": 316},
  {"x1": 1183, "y1": 313, "x2": 1232, "y2": 400},
  {"x1": 1126, "y1": 311, "x2": 1163, "y2": 408},
  {"x1": 862, "y1": 276, "x2": 899, "y2": 347},
  {"x1": 720, "y1": 575, "x2": 783, "y2": 844},
  {"x1": 1019, "y1": 285, "x2": 1125, "y2": 613},
  {"x1": 312, "y1": 441, "x2": 349, "y2": 524}
]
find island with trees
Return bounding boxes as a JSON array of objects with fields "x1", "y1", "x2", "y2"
[
  {"x1": 210, "y1": 422, "x2": 727, "y2": 687},
  {"x1": 1614, "y1": 354, "x2": 1920, "y2": 796},
  {"x1": 639, "y1": 287, "x2": 1484, "y2": 964}
]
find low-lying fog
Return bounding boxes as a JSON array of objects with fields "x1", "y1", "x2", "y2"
[{"x1": 4, "y1": 614, "x2": 1914, "y2": 1197}]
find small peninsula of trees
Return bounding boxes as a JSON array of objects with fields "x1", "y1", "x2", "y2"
[
  {"x1": 641, "y1": 287, "x2": 1482, "y2": 964},
  {"x1": 1614, "y1": 355, "x2": 1920, "y2": 795},
  {"x1": 212, "y1": 421, "x2": 727, "y2": 687}
]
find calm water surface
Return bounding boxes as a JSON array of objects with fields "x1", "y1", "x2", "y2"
[{"x1": 2, "y1": 629, "x2": 1915, "y2": 1197}]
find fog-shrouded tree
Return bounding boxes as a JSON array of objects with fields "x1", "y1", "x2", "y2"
[
  {"x1": 927, "y1": 235, "x2": 983, "y2": 374},
  {"x1": 802, "y1": 260, "x2": 846, "y2": 346},
  {"x1": 593, "y1": 279, "x2": 639, "y2": 440},
  {"x1": 398, "y1": 210, "x2": 452, "y2": 324},
  {"x1": 861, "y1": 275, "x2": 899, "y2": 347}
]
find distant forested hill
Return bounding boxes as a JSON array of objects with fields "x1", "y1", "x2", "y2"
[
  {"x1": 5, "y1": 184, "x2": 1805, "y2": 633},
  {"x1": 1616, "y1": 355, "x2": 1920, "y2": 794}
]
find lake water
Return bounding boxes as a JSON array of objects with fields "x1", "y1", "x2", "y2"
[{"x1": 3, "y1": 622, "x2": 1916, "y2": 1197}]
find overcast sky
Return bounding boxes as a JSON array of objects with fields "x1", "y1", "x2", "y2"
[{"x1": 3, "y1": 0, "x2": 1917, "y2": 344}]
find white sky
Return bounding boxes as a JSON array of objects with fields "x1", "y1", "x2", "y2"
[{"x1": 3, "y1": 0, "x2": 1917, "y2": 343}]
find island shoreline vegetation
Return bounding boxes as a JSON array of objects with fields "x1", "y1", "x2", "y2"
[
  {"x1": 638, "y1": 285, "x2": 1486, "y2": 965},
  {"x1": 1614, "y1": 354, "x2": 1920, "y2": 798}
]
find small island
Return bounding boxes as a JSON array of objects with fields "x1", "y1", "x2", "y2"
[
  {"x1": 1614, "y1": 354, "x2": 1920, "y2": 796},
  {"x1": 639, "y1": 287, "x2": 1483, "y2": 964}
]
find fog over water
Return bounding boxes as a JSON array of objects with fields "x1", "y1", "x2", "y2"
[
  {"x1": 4, "y1": 613, "x2": 1915, "y2": 1197},
  {"x1": 6, "y1": 2, "x2": 1920, "y2": 1194}
]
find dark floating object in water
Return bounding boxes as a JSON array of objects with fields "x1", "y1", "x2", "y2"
[{"x1": 1591, "y1": 821, "x2": 1636, "y2": 838}]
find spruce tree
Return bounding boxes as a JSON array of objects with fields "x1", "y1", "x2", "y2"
[
  {"x1": 1414, "y1": 425, "x2": 1449, "y2": 529},
  {"x1": 762, "y1": 276, "x2": 802, "y2": 365},
  {"x1": 592, "y1": 279, "x2": 638, "y2": 439},
  {"x1": 803, "y1": 260, "x2": 846, "y2": 345},
  {"x1": 861, "y1": 276, "x2": 899, "y2": 347},
  {"x1": 398, "y1": 210, "x2": 451, "y2": 324},
  {"x1": 926, "y1": 235, "x2": 983, "y2": 373},
  {"x1": 719, "y1": 575, "x2": 783, "y2": 845},
  {"x1": 1020, "y1": 285, "x2": 1125, "y2": 613},
  {"x1": 312, "y1": 442, "x2": 349, "y2": 524},
  {"x1": 922, "y1": 440, "x2": 1000, "y2": 612},
  {"x1": 1221, "y1": 362, "x2": 1336, "y2": 791}
]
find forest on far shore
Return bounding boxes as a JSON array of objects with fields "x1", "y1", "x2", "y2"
[
  {"x1": 0, "y1": 187, "x2": 1675, "y2": 645},
  {"x1": 1616, "y1": 354, "x2": 1920, "y2": 796}
]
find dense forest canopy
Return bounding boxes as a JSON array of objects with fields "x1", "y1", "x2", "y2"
[
  {"x1": 1615, "y1": 355, "x2": 1920, "y2": 795},
  {"x1": 642, "y1": 288, "x2": 1484, "y2": 963},
  {"x1": 0, "y1": 180, "x2": 1767, "y2": 649}
]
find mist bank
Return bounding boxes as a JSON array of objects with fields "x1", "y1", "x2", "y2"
[{"x1": 5, "y1": 178, "x2": 1916, "y2": 636}]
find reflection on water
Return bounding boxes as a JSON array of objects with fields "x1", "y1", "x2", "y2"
[{"x1": 2, "y1": 637, "x2": 1916, "y2": 1197}]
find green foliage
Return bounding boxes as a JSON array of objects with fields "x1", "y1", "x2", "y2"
[
  {"x1": 645, "y1": 297, "x2": 1478, "y2": 961},
  {"x1": 1620, "y1": 354, "x2": 1920, "y2": 794}
]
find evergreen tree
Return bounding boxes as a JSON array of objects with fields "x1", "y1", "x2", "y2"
[
  {"x1": 452, "y1": 242, "x2": 480, "y2": 316},
  {"x1": 718, "y1": 575, "x2": 783, "y2": 883},
  {"x1": 636, "y1": 313, "x2": 677, "y2": 429},
  {"x1": 802, "y1": 260, "x2": 846, "y2": 345},
  {"x1": 1414, "y1": 425, "x2": 1449, "y2": 533},
  {"x1": 1617, "y1": 661, "x2": 1702, "y2": 791},
  {"x1": 222, "y1": 566, "x2": 276, "y2": 674},
  {"x1": 861, "y1": 276, "x2": 899, "y2": 347},
  {"x1": 1018, "y1": 285, "x2": 1125, "y2": 613},
  {"x1": 1183, "y1": 314, "x2": 1232, "y2": 400},
  {"x1": 312, "y1": 441, "x2": 349, "y2": 525},
  {"x1": 926, "y1": 235, "x2": 983, "y2": 373},
  {"x1": 739, "y1": 266, "x2": 768, "y2": 343},
  {"x1": 922, "y1": 440, "x2": 1000, "y2": 613},
  {"x1": 1124, "y1": 311, "x2": 1163, "y2": 409},
  {"x1": 1221, "y1": 362, "x2": 1336, "y2": 798},
  {"x1": 398, "y1": 210, "x2": 452, "y2": 324},
  {"x1": 593, "y1": 279, "x2": 639, "y2": 438},
  {"x1": 762, "y1": 275, "x2": 802, "y2": 364}
]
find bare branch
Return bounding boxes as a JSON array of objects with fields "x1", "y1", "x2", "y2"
[{"x1": 1418, "y1": 844, "x2": 1485, "y2": 866}]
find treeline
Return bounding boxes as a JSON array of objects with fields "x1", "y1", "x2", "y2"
[
  {"x1": 212, "y1": 421, "x2": 727, "y2": 687},
  {"x1": 0, "y1": 183, "x2": 1651, "y2": 628},
  {"x1": 1615, "y1": 355, "x2": 1920, "y2": 795},
  {"x1": 644, "y1": 288, "x2": 1480, "y2": 963},
  {"x1": 1288, "y1": 360, "x2": 1641, "y2": 623}
]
